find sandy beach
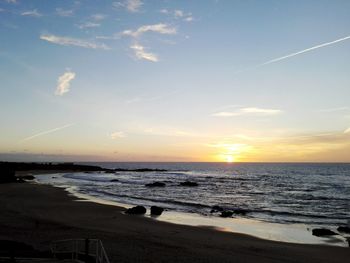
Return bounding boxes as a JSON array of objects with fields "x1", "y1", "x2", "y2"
[{"x1": 0, "y1": 181, "x2": 349, "y2": 263}]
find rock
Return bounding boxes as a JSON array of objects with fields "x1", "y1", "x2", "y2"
[
  {"x1": 125, "y1": 206, "x2": 146, "y2": 215},
  {"x1": 210, "y1": 205, "x2": 224, "y2": 213},
  {"x1": 233, "y1": 209, "x2": 248, "y2": 215},
  {"x1": 110, "y1": 179, "x2": 119, "y2": 182},
  {"x1": 337, "y1": 226, "x2": 350, "y2": 234},
  {"x1": 220, "y1": 211, "x2": 234, "y2": 218},
  {"x1": 312, "y1": 228, "x2": 337, "y2": 237},
  {"x1": 179, "y1": 181, "x2": 198, "y2": 187},
  {"x1": 150, "y1": 206, "x2": 164, "y2": 216},
  {"x1": 21, "y1": 175, "x2": 35, "y2": 180},
  {"x1": 145, "y1": 182, "x2": 166, "y2": 187}
]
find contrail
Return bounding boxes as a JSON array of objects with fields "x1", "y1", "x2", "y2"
[
  {"x1": 260, "y1": 35, "x2": 350, "y2": 66},
  {"x1": 20, "y1": 123, "x2": 74, "y2": 142},
  {"x1": 234, "y1": 35, "x2": 350, "y2": 74}
]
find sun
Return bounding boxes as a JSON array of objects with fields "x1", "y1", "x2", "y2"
[{"x1": 226, "y1": 155, "x2": 234, "y2": 163}]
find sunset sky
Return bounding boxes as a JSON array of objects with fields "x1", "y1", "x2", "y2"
[{"x1": 1, "y1": 0, "x2": 350, "y2": 162}]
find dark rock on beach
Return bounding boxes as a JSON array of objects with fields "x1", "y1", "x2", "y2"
[
  {"x1": 145, "y1": 182, "x2": 166, "y2": 187},
  {"x1": 151, "y1": 206, "x2": 164, "y2": 216},
  {"x1": 179, "y1": 181, "x2": 198, "y2": 187},
  {"x1": 210, "y1": 205, "x2": 224, "y2": 213},
  {"x1": 220, "y1": 211, "x2": 234, "y2": 218},
  {"x1": 20, "y1": 175, "x2": 35, "y2": 180},
  {"x1": 125, "y1": 206, "x2": 147, "y2": 215},
  {"x1": 233, "y1": 209, "x2": 248, "y2": 216},
  {"x1": 312, "y1": 228, "x2": 337, "y2": 237},
  {"x1": 337, "y1": 226, "x2": 350, "y2": 234}
]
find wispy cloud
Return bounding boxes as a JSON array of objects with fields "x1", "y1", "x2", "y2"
[
  {"x1": 111, "y1": 131, "x2": 126, "y2": 139},
  {"x1": 212, "y1": 107, "x2": 283, "y2": 117},
  {"x1": 122, "y1": 23, "x2": 177, "y2": 38},
  {"x1": 160, "y1": 9, "x2": 194, "y2": 22},
  {"x1": 21, "y1": 9, "x2": 42, "y2": 17},
  {"x1": 40, "y1": 34, "x2": 110, "y2": 50},
  {"x1": 130, "y1": 43, "x2": 158, "y2": 62},
  {"x1": 113, "y1": 0, "x2": 143, "y2": 13},
  {"x1": 20, "y1": 124, "x2": 74, "y2": 143},
  {"x1": 344, "y1": 127, "x2": 350, "y2": 134},
  {"x1": 174, "y1": 9, "x2": 193, "y2": 21},
  {"x1": 77, "y1": 22, "x2": 100, "y2": 29},
  {"x1": 55, "y1": 70, "x2": 76, "y2": 96},
  {"x1": 5, "y1": 0, "x2": 17, "y2": 4},
  {"x1": 56, "y1": 8, "x2": 74, "y2": 17},
  {"x1": 91, "y1": 14, "x2": 107, "y2": 21}
]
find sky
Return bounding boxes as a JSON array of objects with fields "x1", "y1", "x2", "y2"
[{"x1": 1, "y1": 0, "x2": 350, "y2": 163}]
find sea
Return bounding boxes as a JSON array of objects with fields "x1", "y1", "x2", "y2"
[{"x1": 35, "y1": 162, "x2": 350, "y2": 226}]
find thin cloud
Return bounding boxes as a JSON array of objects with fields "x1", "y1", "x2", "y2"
[
  {"x1": 91, "y1": 14, "x2": 107, "y2": 21},
  {"x1": 56, "y1": 8, "x2": 74, "y2": 17},
  {"x1": 122, "y1": 23, "x2": 177, "y2": 38},
  {"x1": 21, "y1": 9, "x2": 42, "y2": 17},
  {"x1": 174, "y1": 10, "x2": 184, "y2": 18},
  {"x1": 344, "y1": 128, "x2": 350, "y2": 134},
  {"x1": 113, "y1": 0, "x2": 143, "y2": 13},
  {"x1": 111, "y1": 131, "x2": 126, "y2": 139},
  {"x1": 77, "y1": 22, "x2": 100, "y2": 29},
  {"x1": 5, "y1": 0, "x2": 17, "y2": 3},
  {"x1": 212, "y1": 107, "x2": 283, "y2": 117},
  {"x1": 55, "y1": 70, "x2": 76, "y2": 96},
  {"x1": 130, "y1": 43, "x2": 158, "y2": 62},
  {"x1": 20, "y1": 124, "x2": 74, "y2": 143},
  {"x1": 161, "y1": 9, "x2": 193, "y2": 22},
  {"x1": 40, "y1": 34, "x2": 110, "y2": 50}
]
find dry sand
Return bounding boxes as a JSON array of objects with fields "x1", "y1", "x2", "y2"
[{"x1": 0, "y1": 182, "x2": 349, "y2": 263}]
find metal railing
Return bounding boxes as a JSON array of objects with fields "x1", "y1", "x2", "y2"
[{"x1": 51, "y1": 239, "x2": 110, "y2": 263}]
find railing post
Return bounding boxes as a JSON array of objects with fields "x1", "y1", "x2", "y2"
[{"x1": 85, "y1": 238, "x2": 90, "y2": 263}]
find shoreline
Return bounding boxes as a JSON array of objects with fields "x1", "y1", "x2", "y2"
[
  {"x1": 34, "y1": 172, "x2": 349, "y2": 247},
  {"x1": 0, "y1": 181, "x2": 349, "y2": 262}
]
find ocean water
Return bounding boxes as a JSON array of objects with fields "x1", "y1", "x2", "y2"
[{"x1": 36, "y1": 162, "x2": 350, "y2": 227}]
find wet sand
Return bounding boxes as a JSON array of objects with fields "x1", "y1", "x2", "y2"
[{"x1": 0, "y1": 182, "x2": 349, "y2": 263}]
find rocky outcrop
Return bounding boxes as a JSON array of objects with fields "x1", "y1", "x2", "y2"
[
  {"x1": 233, "y1": 209, "x2": 248, "y2": 215},
  {"x1": 20, "y1": 175, "x2": 35, "y2": 180},
  {"x1": 337, "y1": 226, "x2": 350, "y2": 234},
  {"x1": 150, "y1": 206, "x2": 164, "y2": 216},
  {"x1": 210, "y1": 205, "x2": 224, "y2": 213},
  {"x1": 312, "y1": 228, "x2": 337, "y2": 237},
  {"x1": 145, "y1": 182, "x2": 166, "y2": 187},
  {"x1": 125, "y1": 206, "x2": 146, "y2": 215},
  {"x1": 220, "y1": 211, "x2": 234, "y2": 218},
  {"x1": 179, "y1": 181, "x2": 198, "y2": 187}
]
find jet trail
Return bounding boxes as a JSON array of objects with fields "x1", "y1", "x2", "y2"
[
  {"x1": 260, "y1": 35, "x2": 350, "y2": 66},
  {"x1": 234, "y1": 35, "x2": 350, "y2": 74},
  {"x1": 20, "y1": 123, "x2": 74, "y2": 142}
]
